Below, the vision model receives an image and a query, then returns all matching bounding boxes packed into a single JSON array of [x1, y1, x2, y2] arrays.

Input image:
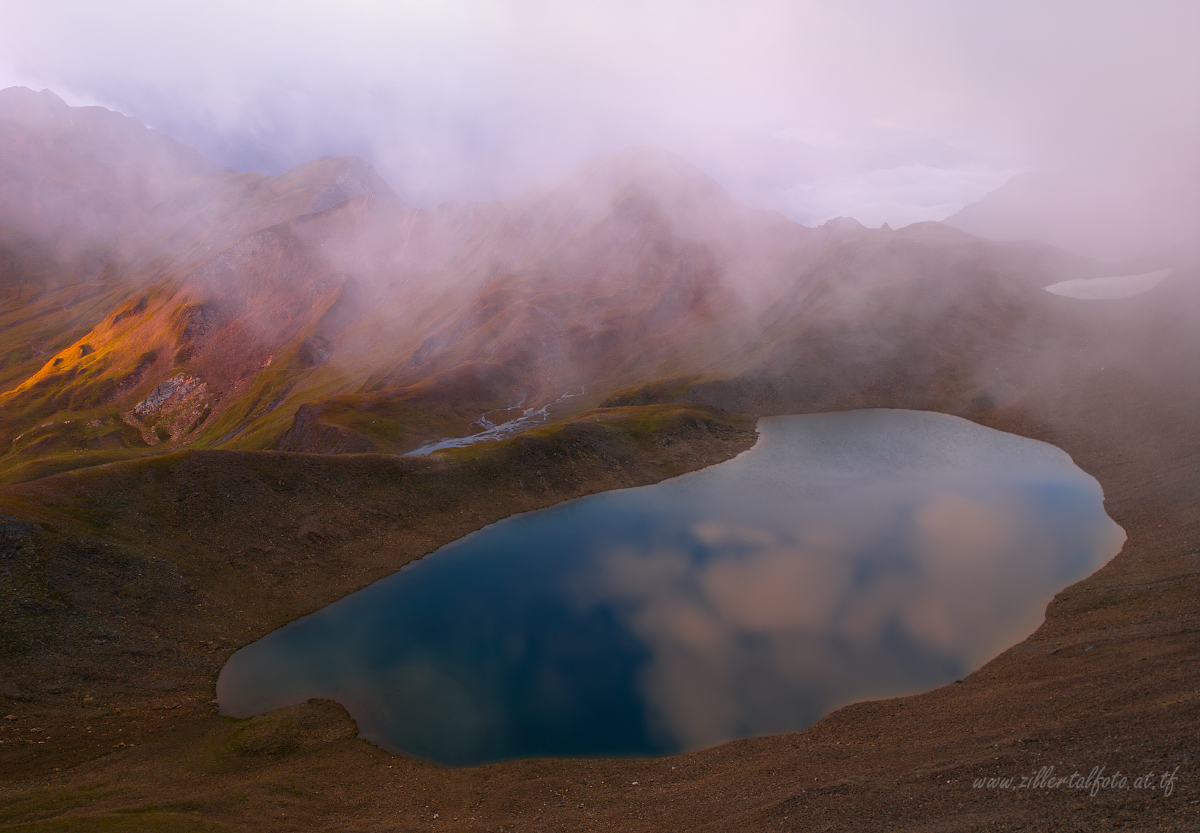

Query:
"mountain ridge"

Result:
[[944, 168, 1200, 263], [0, 89, 1115, 483]]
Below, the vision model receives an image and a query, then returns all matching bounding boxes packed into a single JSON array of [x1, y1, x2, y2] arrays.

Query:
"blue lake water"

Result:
[[217, 410, 1125, 766]]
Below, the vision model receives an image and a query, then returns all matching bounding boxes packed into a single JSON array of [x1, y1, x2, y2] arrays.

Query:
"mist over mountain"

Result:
[[0, 88, 1191, 484], [945, 168, 1200, 262], [0, 87, 227, 258]]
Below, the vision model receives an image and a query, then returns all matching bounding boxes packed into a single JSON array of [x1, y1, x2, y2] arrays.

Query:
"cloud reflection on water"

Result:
[[579, 448, 1123, 751]]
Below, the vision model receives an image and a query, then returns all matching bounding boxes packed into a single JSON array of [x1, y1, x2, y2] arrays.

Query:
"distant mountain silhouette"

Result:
[[944, 169, 1200, 264]]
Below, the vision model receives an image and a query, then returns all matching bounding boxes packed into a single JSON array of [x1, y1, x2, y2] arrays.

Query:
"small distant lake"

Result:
[[218, 410, 1125, 766]]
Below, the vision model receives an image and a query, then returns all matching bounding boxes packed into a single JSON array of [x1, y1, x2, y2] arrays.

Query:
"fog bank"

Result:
[[2, 0, 1196, 242]]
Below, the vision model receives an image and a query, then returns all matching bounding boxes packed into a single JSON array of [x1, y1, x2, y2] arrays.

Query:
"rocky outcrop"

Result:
[[178, 304, 221, 343], [134, 374, 204, 417], [127, 373, 211, 446], [276, 403, 374, 454], [297, 335, 334, 368]]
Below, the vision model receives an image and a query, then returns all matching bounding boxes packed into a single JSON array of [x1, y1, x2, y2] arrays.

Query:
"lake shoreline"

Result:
[[218, 409, 1124, 767]]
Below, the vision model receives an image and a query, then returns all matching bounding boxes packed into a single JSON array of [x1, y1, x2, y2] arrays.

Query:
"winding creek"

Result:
[[404, 388, 587, 456], [218, 409, 1125, 766]]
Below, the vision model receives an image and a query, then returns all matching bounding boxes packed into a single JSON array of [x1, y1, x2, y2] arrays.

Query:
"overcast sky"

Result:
[[1, 1, 1196, 227]]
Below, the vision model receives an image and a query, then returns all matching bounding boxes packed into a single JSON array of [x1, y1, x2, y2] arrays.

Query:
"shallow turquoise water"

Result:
[[218, 410, 1124, 766]]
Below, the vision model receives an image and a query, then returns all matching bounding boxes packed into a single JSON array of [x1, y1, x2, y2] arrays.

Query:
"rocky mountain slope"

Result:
[[4, 88, 1170, 486]]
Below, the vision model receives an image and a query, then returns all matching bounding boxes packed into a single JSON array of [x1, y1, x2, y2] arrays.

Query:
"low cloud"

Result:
[[2, 1, 1196, 228]]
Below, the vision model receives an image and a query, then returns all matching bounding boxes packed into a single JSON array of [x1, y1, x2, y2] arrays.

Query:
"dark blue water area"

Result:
[[218, 410, 1125, 766]]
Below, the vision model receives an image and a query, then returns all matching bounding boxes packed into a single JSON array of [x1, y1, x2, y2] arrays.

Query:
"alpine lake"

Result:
[[218, 410, 1125, 766]]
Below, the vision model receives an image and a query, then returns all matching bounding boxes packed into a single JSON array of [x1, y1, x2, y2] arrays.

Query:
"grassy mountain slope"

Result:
[[1, 101, 1125, 483]]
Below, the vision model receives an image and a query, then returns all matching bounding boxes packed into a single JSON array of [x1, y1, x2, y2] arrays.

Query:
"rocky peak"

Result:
[[0, 87, 71, 130], [299, 156, 402, 214]]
